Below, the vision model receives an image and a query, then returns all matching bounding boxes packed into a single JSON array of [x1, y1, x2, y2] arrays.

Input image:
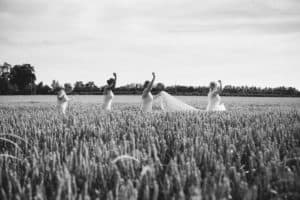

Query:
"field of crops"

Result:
[[0, 100, 300, 200]]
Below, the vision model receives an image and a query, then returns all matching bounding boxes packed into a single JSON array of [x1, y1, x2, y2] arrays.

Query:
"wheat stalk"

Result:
[[0, 137, 22, 152], [0, 133, 28, 144], [0, 154, 21, 161], [111, 155, 140, 164]]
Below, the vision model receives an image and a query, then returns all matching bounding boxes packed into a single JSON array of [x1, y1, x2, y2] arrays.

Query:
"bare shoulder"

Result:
[[210, 90, 219, 97], [142, 90, 149, 98], [103, 86, 108, 94]]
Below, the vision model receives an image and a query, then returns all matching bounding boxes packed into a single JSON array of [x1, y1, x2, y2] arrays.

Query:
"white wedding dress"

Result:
[[206, 91, 226, 111], [102, 90, 114, 111], [154, 91, 198, 112], [57, 90, 69, 114], [142, 91, 226, 112], [142, 92, 154, 112]]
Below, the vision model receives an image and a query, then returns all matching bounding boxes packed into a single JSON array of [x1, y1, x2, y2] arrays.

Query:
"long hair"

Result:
[[143, 80, 150, 89], [156, 83, 165, 92], [107, 78, 115, 85], [209, 81, 217, 90]]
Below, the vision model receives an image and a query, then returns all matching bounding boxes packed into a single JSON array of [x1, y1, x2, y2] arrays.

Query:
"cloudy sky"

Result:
[[0, 0, 300, 88]]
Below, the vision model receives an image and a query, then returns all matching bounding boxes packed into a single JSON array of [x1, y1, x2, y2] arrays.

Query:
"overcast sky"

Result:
[[0, 0, 300, 88]]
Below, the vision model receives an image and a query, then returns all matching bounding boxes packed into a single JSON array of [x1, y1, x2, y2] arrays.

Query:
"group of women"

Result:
[[56, 73, 226, 114]]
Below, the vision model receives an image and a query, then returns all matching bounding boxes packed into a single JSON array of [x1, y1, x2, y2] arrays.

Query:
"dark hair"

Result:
[[156, 83, 165, 91], [143, 80, 150, 89], [209, 81, 217, 89], [107, 78, 115, 85], [56, 87, 64, 94]]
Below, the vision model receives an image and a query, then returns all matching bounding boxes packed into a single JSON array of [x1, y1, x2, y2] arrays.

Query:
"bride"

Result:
[[57, 87, 70, 115], [154, 84, 198, 112], [142, 73, 197, 112], [102, 73, 117, 111], [142, 72, 156, 112], [143, 75, 226, 112], [206, 80, 226, 111]]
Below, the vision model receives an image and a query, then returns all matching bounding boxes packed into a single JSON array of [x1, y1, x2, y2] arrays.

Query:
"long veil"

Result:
[[154, 91, 198, 112]]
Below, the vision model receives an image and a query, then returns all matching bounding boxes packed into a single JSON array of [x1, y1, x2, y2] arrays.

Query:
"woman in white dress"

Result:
[[206, 80, 226, 111], [141, 79, 226, 112], [57, 88, 70, 115], [102, 73, 117, 111], [142, 72, 156, 112], [154, 83, 198, 112]]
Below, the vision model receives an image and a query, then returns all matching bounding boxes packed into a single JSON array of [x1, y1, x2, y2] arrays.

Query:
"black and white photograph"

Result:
[[0, 0, 300, 199]]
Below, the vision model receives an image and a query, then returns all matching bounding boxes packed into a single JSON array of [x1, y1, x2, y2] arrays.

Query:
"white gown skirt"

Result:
[[155, 91, 198, 112], [215, 103, 226, 111], [206, 103, 226, 111], [102, 100, 112, 111], [57, 101, 68, 114]]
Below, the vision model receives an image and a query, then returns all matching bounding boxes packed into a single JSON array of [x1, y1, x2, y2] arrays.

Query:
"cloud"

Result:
[[1, 0, 300, 50], [0, 0, 299, 88]]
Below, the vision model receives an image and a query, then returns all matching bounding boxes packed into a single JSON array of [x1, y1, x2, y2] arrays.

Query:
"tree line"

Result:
[[1, 62, 299, 97]]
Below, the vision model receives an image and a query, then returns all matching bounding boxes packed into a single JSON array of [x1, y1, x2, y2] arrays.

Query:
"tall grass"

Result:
[[0, 102, 299, 200]]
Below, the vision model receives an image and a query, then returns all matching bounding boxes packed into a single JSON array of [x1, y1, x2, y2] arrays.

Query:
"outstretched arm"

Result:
[[143, 72, 156, 97], [211, 80, 223, 96], [107, 73, 117, 90], [111, 72, 117, 90], [218, 80, 222, 93]]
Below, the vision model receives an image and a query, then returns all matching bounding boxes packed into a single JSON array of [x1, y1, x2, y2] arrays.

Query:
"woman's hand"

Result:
[[217, 80, 223, 94], [143, 72, 156, 97], [113, 73, 117, 77]]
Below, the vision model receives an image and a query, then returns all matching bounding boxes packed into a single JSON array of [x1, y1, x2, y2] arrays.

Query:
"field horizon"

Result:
[[0, 98, 300, 200]]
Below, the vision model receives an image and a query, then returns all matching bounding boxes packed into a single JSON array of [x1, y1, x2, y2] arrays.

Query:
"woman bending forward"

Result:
[[102, 73, 117, 111], [206, 80, 226, 111]]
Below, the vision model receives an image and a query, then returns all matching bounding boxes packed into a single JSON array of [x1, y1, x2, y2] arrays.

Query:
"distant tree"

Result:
[[0, 63, 12, 94], [85, 81, 98, 92], [36, 82, 51, 94], [0, 62, 12, 78], [10, 64, 36, 92], [85, 81, 95, 88], [70, 81, 100, 93], [287, 87, 297, 96], [1, 61, 300, 96], [73, 81, 85, 93], [0, 76, 11, 94], [36, 82, 44, 94], [51, 80, 60, 92]]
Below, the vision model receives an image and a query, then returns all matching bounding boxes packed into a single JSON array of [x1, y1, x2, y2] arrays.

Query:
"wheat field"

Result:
[[0, 100, 299, 200]]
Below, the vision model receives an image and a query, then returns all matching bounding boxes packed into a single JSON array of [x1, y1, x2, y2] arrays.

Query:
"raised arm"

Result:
[[111, 72, 117, 89], [107, 73, 117, 91], [211, 80, 223, 96], [218, 80, 222, 93], [143, 72, 156, 97]]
